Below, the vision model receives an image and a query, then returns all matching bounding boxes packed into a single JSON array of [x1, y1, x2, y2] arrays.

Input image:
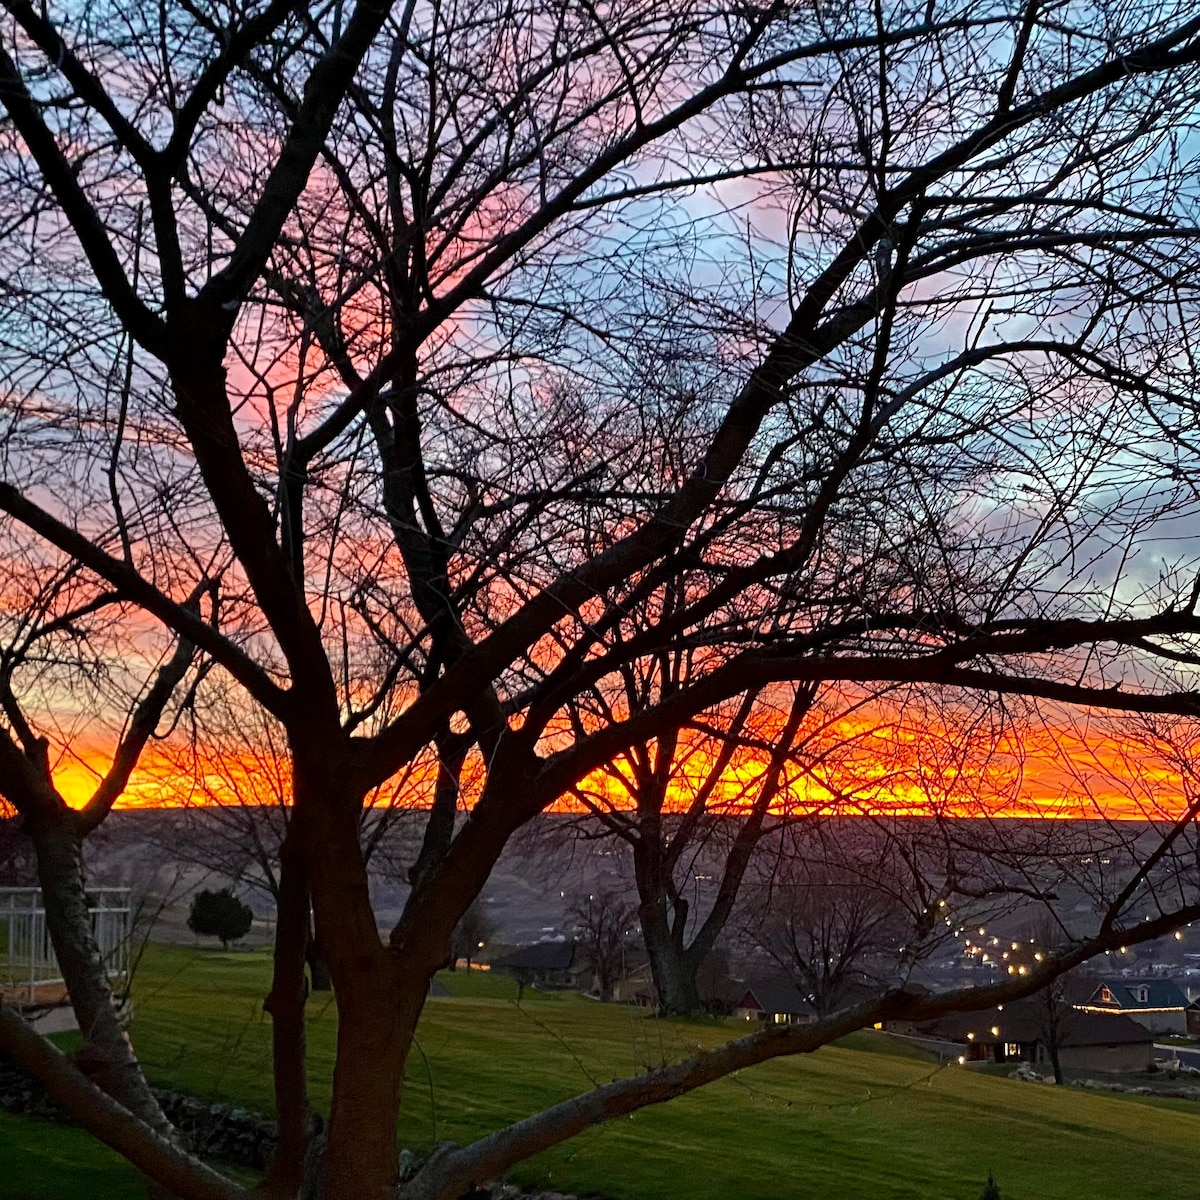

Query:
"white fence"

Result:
[[0, 887, 131, 1005]]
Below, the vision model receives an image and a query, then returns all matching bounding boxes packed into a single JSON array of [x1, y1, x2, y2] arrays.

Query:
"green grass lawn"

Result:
[[5, 943, 1200, 1200]]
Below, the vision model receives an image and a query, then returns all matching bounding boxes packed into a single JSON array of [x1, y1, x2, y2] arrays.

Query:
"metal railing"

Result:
[[0, 887, 131, 1005]]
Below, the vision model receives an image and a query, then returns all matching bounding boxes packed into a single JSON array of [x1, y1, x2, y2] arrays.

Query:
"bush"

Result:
[[979, 1172, 1001, 1200], [187, 888, 254, 949]]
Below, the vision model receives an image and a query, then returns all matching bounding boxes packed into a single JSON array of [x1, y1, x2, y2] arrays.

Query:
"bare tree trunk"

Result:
[[29, 811, 171, 1136], [323, 972, 419, 1200], [639, 896, 701, 1016], [262, 829, 314, 1197], [299, 770, 417, 1200], [634, 835, 702, 1016], [305, 940, 333, 992], [1049, 1038, 1063, 1086], [1045, 1003, 1064, 1085]]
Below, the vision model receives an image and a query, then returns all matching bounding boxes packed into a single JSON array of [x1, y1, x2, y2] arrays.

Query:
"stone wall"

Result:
[[0, 1053, 278, 1168]]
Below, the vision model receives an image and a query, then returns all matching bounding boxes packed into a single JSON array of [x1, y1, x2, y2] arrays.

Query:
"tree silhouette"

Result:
[[187, 889, 254, 951]]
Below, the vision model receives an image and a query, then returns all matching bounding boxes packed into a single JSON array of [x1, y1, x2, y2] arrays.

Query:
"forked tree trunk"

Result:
[[294, 769, 427, 1200], [639, 897, 702, 1016], [29, 811, 171, 1136], [634, 834, 704, 1016]]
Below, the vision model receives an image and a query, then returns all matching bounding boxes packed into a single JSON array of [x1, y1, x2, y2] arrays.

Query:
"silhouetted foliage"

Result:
[[187, 889, 254, 950]]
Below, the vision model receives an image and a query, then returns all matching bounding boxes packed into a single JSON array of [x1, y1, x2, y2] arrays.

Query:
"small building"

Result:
[[491, 940, 577, 987], [1073, 978, 1190, 1035], [735, 978, 816, 1025], [900, 999, 1153, 1073]]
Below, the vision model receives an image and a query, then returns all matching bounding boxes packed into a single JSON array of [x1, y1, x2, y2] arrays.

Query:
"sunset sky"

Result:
[[41, 701, 1194, 824]]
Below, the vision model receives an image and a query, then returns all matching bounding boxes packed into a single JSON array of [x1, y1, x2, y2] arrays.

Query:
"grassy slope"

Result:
[[4, 944, 1200, 1200], [0, 1115, 148, 1200]]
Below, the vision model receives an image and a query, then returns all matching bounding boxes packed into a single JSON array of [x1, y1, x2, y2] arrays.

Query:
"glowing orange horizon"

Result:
[[37, 710, 1198, 825]]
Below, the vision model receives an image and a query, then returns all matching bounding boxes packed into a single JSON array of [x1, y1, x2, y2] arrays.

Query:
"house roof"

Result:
[[1081, 978, 1189, 1011], [736, 978, 816, 1018], [492, 941, 575, 972], [917, 998, 1151, 1048]]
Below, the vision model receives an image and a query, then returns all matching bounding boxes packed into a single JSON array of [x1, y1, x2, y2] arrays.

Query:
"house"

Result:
[[734, 978, 816, 1025], [612, 953, 741, 1013], [898, 998, 1153, 1073], [1186, 995, 1200, 1037], [490, 940, 577, 987], [1072, 977, 1190, 1035]]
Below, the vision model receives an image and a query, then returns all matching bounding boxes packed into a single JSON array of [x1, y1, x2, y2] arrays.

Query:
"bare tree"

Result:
[[154, 680, 426, 991], [1, 6, 1200, 1200], [746, 843, 909, 1015], [565, 677, 818, 1013], [570, 890, 638, 1002], [0, 542, 198, 1135], [449, 898, 495, 973]]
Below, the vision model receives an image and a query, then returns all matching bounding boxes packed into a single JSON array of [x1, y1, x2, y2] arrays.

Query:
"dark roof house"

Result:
[[735, 978, 816, 1024], [491, 940, 577, 986], [901, 997, 1153, 1073], [1074, 977, 1190, 1034]]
